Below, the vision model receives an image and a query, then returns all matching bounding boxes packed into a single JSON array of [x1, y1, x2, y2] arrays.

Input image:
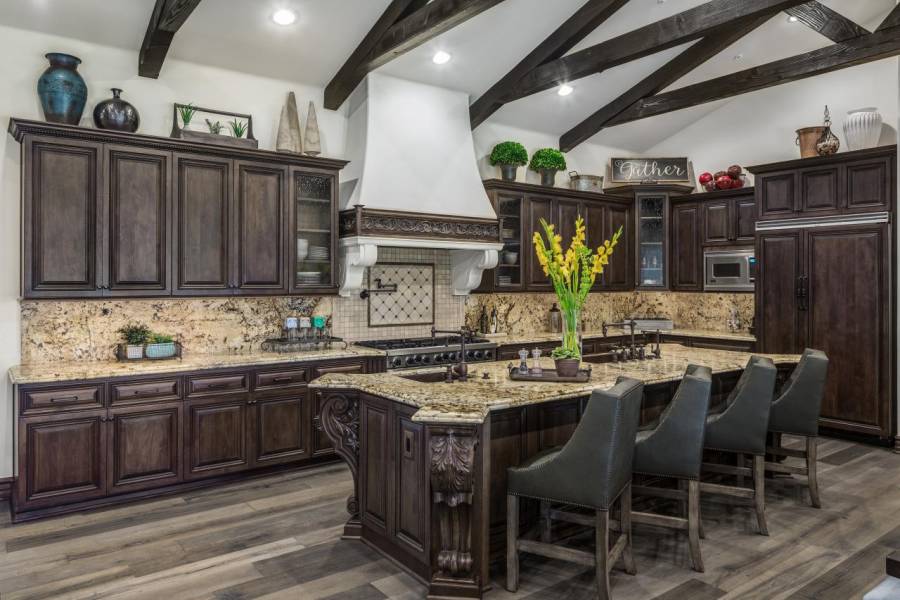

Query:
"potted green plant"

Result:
[[529, 148, 567, 187], [177, 103, 197, 130], [229, 118, 248, 139], [532, 216, 623, 377], [146, 333, 177, 359], [118, 324, 151, 360], [489, 141, 528, 181], [205, 118, 223, 135]]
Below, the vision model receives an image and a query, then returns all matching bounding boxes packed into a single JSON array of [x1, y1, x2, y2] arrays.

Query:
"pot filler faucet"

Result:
[[602, 319, 661, 361]]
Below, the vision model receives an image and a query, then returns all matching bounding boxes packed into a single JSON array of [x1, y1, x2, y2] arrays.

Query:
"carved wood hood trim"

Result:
[[340, 206, 500, 243]]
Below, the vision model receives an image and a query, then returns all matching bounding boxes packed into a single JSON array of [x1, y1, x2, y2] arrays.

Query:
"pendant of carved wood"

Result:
[[320, 391, 361, 523], [430, 428, 478, 579]]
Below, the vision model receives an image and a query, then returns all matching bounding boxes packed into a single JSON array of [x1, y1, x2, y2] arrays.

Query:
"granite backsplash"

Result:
[[464, 292, 754, 337]]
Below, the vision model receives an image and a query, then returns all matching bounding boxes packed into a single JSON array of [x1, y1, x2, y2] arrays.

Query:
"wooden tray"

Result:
[[507, 365, 592, 383]]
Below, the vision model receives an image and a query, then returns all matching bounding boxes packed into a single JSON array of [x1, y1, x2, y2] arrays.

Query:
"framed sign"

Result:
[[609, 157, 691, 184]]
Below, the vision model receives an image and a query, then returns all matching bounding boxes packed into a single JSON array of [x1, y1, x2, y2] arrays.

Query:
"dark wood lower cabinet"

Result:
[[12, 357, 379, 522]]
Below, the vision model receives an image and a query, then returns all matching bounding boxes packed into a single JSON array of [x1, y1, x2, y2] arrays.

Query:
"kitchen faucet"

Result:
[[431, 326, 472, 381]]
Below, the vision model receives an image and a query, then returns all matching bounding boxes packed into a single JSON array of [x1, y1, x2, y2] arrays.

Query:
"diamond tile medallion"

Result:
[[368, 264, 435, 327]]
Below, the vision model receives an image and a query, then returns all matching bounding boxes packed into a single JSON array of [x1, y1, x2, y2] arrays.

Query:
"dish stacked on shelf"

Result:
[[296, 271, 323, 285], [308, 245, 329, 262]]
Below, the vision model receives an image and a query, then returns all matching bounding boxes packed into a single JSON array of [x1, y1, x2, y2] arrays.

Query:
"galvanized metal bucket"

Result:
[[568, 171, 604, 192]]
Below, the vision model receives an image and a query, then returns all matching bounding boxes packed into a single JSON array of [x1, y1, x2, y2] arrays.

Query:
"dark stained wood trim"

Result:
[[482, 178, 632, 205], [559, 14, 771, 151], [501, 0, 807, 102], [324, 0, 427, 111], [468, 0, 629, 129], [877, 5, 900, 31], [786, 2, 869, 42], [0, 477, 12, 501], [339, 206, 500, 242], [606, 26, 900, 128], [747, 144, 897, 174], [325, 0, 506, 110], [139, 0, 202, 79], [8, 119, 348, 170]]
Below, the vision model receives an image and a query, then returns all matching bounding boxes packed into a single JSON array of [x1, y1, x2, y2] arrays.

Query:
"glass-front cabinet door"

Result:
[[636, 194, 667, 289], [292, 170, 336, 292], [496, 192, 523, 289]]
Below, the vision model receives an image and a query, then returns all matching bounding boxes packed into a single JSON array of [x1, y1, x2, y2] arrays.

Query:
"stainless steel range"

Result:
[[356, 334, 497, 371]]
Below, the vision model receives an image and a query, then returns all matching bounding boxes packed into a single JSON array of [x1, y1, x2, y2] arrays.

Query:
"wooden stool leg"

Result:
[[506, 494, 519, 592], [687, 479, 704, 573], [678, 479, 688, 519], [736, 453, 746, 487], [752, 455, 769, 536], [620, 483, 637, 575], [595, 510, 611, 600], [807, 436, 821, 509], [540, 500, 552, 542]]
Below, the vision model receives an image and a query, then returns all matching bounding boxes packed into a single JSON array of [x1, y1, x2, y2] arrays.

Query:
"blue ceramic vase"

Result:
[[37, 53, 87, 125]]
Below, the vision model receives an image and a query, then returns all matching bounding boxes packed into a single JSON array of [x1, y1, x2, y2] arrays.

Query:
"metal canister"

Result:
[[568, 171, 604, 192]]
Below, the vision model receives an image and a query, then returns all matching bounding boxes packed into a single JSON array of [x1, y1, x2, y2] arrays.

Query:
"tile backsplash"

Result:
[[20, 247, 467, 363]]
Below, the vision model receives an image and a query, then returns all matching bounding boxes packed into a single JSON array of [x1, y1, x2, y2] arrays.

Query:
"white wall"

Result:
[[647, 59, 899, 182], [0, 24, 350, 478]]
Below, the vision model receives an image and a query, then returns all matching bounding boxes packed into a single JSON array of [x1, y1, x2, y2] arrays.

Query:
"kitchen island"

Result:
[[311, 344, 798, 599]]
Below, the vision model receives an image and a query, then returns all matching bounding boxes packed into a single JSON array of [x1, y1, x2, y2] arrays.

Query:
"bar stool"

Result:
[[766, 349, 829, 508], [506, 377, 644, 600], [632, 364, 712, 572], [701, 356, 777, 535]]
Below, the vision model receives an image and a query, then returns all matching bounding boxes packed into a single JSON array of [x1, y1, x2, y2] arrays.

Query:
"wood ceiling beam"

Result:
[[324, 0, 427, 110], [559, 13, 772, 152], [139, 0, 202, 78], [501, 0, 809, 103], [604, 25, 900, 128], [324, 0, 506, 110], [468, 0, 630, 129], [785, 2, 868, 43], [877, 5, 900, 31]]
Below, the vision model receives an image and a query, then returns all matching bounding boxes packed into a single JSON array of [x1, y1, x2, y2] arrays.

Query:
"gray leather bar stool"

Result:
[[701, 356, 777, 535], [766, 349, 829, 508], [506, 377, 643, 600], [632, 364, 712, 573]]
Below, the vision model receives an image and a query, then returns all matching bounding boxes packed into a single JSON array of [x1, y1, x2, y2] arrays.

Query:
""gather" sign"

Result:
[[609, 157, 691, 184]]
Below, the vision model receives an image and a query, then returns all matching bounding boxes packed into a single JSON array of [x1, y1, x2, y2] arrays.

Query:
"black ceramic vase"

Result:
[[37, 53, 87, 125], [93, 88, 140, 132]]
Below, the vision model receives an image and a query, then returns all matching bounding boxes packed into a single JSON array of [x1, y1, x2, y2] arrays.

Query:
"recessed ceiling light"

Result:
[[558, 84, 574, 97], [432, 51, 452, 65], [733, 53, 744, 61], [272, 9, 296, 26], [787, 15, 799, 23]]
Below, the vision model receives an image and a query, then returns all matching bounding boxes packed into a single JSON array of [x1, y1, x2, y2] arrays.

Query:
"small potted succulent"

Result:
[[146, 333, 177, 359], [206, 118, 224, 135], [489, 141, 528, 181], [177, 103, 198, 130], [118, 324, 151, 359], [229, 118, 248, 139], [529, 148, 567, 187]]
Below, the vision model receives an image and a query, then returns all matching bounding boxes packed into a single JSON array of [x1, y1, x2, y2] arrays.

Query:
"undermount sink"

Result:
[[398, 372, 449, 384]]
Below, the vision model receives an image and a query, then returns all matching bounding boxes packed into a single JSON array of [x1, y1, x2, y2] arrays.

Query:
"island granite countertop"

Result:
[[485, 327, 755, 347], [310, 344, 797, 424], [8, 345, 385, 385]]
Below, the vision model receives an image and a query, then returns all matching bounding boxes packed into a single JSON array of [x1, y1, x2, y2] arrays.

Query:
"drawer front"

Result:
[[254, 368, 308, 390], [314, 362, 365, 378], [23, 385, 104, 414], [110, 378, 181, 405], [187, 373, 249, 396]]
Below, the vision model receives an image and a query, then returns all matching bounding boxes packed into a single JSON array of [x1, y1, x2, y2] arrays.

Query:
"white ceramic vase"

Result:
[[843, 108, 883, 151]]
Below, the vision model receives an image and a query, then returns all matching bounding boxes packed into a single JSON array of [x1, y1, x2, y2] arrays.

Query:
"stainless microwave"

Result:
[[704, 249, 755, 291]]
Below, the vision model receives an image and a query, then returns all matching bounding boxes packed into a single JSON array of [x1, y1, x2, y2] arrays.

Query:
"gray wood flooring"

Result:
[[1, 435, 897, 599]]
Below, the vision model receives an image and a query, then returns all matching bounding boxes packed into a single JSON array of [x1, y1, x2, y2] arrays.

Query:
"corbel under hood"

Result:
[[337, 73, 501, 297]]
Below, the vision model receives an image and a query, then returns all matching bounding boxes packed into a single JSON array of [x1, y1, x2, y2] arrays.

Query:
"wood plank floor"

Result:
[[1, 436, 898, 599]]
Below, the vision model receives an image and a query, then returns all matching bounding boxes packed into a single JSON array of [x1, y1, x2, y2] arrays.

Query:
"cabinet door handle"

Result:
[[272, 376, 293, 383], [50, 395, 80, 403], [403, 430, 414, 459]]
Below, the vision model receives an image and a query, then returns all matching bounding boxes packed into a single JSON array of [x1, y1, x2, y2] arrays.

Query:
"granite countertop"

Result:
[[310, 344, 798, 425], [8, 345, 385, 385], [485, 327, 755, 347]]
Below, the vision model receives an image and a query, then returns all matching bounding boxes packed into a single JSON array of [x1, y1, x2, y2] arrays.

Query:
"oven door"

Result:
[[704, 251, 754, 291]]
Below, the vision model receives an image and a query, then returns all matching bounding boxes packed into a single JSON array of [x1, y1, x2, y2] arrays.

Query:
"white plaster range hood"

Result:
[[338, 73, 501, 297]]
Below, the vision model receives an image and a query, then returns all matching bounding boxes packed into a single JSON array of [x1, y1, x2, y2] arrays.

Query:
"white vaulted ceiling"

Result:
[[1, 0, 897, 151]]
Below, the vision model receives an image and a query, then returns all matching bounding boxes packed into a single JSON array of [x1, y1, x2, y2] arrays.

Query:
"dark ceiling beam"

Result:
[[501, 0, 809, 103], [605, 24, 900, 128], [324, 0, 427, 110], [785, 2, 868, 43], [139, 0, 202, 78], [559, 13, 772, 152], [877, 5, 900, 31], [325, 0, 507, 110], [468, 0, 630, 129]]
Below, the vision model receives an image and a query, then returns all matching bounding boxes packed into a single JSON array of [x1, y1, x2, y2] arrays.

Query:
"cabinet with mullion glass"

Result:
[[495, 191, 524, 289], [635, 194, 668, 289], [291, 169, 338, 293]]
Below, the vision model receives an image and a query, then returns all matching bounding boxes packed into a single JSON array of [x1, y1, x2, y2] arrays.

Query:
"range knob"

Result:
[[484, 350, 494, 360], [448, 352, 457, 361], [391, 357, 404, 368], [405, 356, 416, 366], [412, 354, 423, 364], [473, 350, 484, 360], [422, 355, 433, 364]]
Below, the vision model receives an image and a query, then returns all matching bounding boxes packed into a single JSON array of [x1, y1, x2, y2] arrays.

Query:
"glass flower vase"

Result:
[[555, 306, 582, 377]]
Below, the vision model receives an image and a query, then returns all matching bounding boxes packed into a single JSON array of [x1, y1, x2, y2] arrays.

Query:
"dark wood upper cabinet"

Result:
[[734, 197, 756, 243], [525, 195, 554, 290], [692, 188, 756, 247], [702, 200, 730, 245], [601, 203, 634, 291], [234, 161, 289, 294], [670, 202, 702, 291], [750, 145, 896, 221], [23, 136, 104, 297], [11, 119, 346, 299], [105, 145, 172, 295], [173, 153, 233, 295]]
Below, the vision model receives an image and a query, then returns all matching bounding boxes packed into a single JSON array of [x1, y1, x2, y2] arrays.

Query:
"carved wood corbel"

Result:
[[319, 390, 362, 537]]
